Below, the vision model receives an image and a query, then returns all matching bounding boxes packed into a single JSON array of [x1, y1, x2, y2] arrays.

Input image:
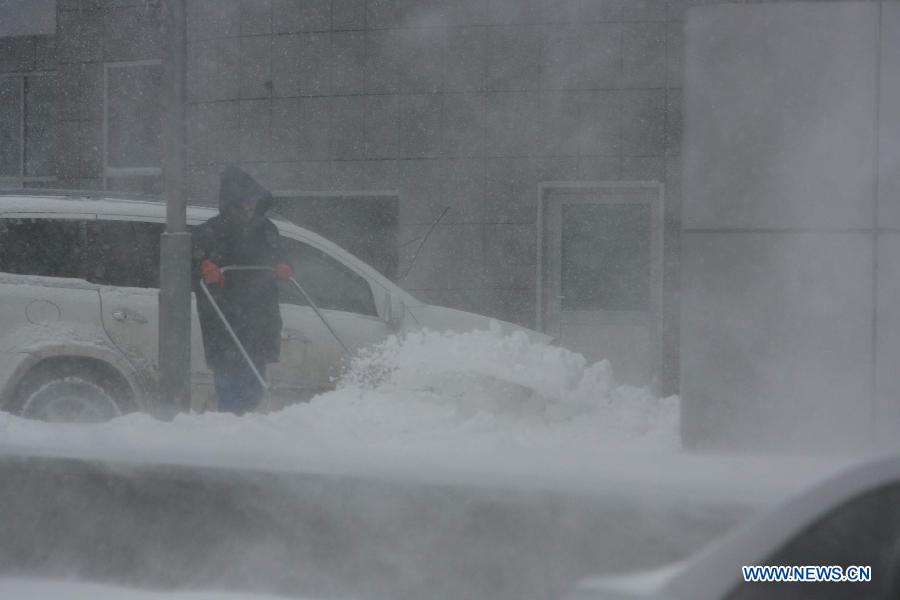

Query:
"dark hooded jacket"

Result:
[[193, 167, 283, 371]]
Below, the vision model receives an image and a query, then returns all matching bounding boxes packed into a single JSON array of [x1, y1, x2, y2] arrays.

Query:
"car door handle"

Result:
[[112, 310, 148, 324]]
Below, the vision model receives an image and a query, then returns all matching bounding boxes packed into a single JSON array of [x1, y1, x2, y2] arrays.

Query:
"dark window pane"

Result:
[[106, 64, 162, 169], [84, 221, 163, 288], [24, 180, 60, 189], [279, 238, 377, 316], [561, 203, 651, 311], [0, 77, 21, 177], [24, 74, 58, 178], [107, 174, 163, 195], [725, 483, 900, 600], [0, 218, 87, 278]]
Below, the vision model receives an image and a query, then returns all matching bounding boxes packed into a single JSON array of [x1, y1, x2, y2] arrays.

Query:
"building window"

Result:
[[0, 72, 58, 189], [561, 202, 652, 311], [104, 61, 163, 194]]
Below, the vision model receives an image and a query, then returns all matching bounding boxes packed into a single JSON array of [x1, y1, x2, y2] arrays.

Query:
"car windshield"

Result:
[[0, 2, 896, 599]]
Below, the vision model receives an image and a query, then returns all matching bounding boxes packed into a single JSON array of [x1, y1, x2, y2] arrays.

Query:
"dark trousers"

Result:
[[213, 365, 265, 415]]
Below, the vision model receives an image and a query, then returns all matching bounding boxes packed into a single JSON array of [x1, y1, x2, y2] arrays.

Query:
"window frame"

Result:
[[537, 180, 665, 329], [102, 60, 163, 190], [0, 70, 58, 190]]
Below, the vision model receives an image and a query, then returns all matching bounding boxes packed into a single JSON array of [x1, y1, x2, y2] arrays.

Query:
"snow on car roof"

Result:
[[0, 192, 213, 221], [0, 272, 99, 291]]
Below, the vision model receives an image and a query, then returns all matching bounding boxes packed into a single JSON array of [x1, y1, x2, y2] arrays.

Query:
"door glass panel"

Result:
[[0, 218, 87, 278], [561, 203, 651, 311], [278, 238, 377, 317], [84, 220, 163, 288]]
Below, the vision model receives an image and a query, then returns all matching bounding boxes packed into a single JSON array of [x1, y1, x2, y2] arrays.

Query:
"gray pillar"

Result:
[[159, 0, 192, 414]]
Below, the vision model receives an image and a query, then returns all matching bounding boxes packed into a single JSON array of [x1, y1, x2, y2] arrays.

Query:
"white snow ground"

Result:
[[0, 579, 297, 599], [0, 326, 846, 506]]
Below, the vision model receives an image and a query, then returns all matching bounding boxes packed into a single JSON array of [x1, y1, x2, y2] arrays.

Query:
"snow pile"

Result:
[[0, 325, 692, 495], [333, 323, 678, 446]]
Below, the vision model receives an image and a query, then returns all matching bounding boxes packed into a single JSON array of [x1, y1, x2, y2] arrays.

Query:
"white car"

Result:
[[568, 453, 900, 600], [0, 191, 548, 422]]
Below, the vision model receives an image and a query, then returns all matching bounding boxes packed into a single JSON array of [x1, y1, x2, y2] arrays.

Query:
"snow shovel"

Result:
[[199, 265, 352, 399]]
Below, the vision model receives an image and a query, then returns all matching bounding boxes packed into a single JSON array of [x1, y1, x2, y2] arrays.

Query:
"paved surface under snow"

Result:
[[0, 328, 849, 505]]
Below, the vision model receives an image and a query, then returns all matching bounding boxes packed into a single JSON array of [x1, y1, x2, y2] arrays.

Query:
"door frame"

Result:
[[536, 181, 665, 382]]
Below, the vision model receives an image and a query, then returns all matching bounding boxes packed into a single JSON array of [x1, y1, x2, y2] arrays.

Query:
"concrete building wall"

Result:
[[681, 1, 899, 449], [875, 1, 900, 443], [0, 0, 56, 38]]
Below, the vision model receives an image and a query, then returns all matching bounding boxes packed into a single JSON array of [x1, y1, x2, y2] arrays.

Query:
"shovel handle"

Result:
[[285, 276, 351, 356]]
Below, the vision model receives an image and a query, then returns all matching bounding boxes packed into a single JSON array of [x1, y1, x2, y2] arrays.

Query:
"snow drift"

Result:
[[333, 323, 678, 444]]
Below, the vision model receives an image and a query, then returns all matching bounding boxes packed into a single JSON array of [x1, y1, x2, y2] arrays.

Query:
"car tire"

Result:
[[13, 363, 128, 423]]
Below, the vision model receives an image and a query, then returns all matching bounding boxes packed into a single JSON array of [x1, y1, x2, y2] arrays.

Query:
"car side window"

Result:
[[725, 482, 900, 600], [0, 217, 88, 279], [83, 220, 163, 288], [278, 237, 377, 317]]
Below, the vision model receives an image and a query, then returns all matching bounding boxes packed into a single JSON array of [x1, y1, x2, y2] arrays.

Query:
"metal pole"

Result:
[[159, 0, 192, 415]]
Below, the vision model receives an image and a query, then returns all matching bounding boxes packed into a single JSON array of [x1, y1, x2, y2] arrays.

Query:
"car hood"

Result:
[[404, 303, 553, 345], [566, 563, 684, 600], [0, 579, 303, 599]]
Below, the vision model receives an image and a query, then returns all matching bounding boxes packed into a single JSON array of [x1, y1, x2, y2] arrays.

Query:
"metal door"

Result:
[[538, 182, 663, 389]]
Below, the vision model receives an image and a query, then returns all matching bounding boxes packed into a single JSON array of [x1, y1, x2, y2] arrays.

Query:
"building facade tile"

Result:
[[622, 22, 667, 88], [486, 25, 541, 91], [399, 93, 442, 158], [445, 26, 486, 92], [331, 31, 366, 94], [442, 92, 485, 157]]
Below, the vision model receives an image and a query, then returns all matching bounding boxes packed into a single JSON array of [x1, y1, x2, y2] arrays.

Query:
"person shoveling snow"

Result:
[[193, 166, 294, 415]]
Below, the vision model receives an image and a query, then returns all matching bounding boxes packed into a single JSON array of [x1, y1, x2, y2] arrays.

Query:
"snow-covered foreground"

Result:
[[0, 328, 864, 600], [0, 326, 842, 505], [0, 579, 296, 600]]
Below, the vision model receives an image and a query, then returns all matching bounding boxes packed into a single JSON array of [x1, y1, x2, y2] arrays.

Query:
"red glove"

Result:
[[274, 263, 293, 281], [200, 259, 224, 285]]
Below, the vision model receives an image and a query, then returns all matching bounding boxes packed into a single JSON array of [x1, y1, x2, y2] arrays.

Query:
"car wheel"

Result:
[[18, 375, 122, 423]]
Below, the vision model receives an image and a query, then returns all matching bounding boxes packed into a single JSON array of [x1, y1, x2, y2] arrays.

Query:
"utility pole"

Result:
[[159, 0, 192, 415]]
